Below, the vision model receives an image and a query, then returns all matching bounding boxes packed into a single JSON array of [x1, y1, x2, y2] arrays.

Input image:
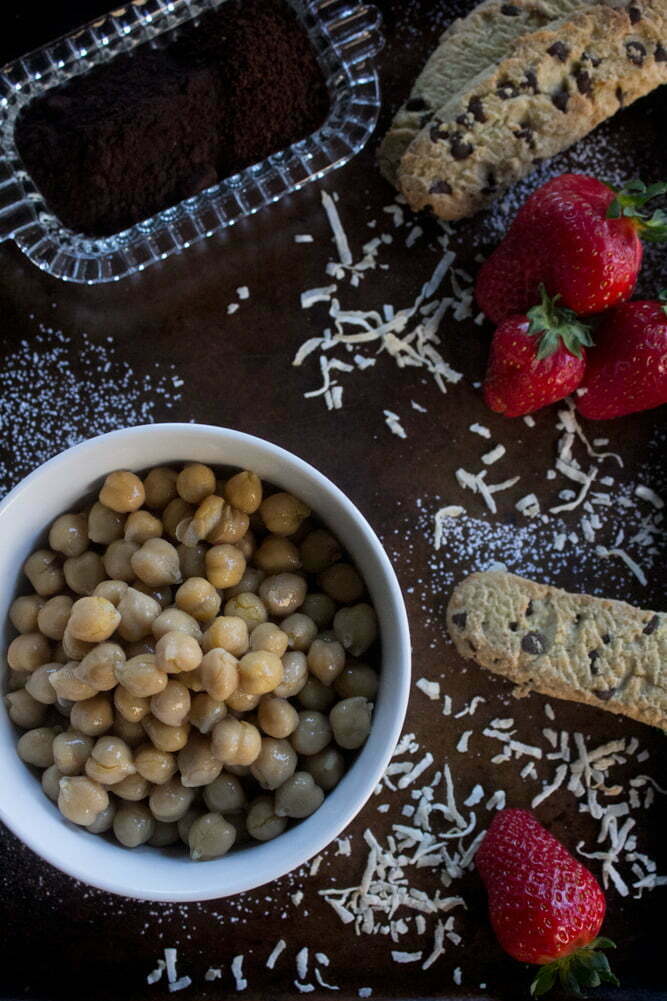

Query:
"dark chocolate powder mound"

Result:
[[15, 0, 330, 236]]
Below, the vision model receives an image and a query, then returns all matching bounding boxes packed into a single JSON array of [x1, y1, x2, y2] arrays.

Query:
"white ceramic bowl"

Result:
[[0, 424, 410, 901]]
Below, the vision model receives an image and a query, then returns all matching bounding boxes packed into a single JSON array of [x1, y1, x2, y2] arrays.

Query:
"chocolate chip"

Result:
[[468, 96, 487, 123], [593, 688, 616, 701], [509, 621, 519, 632], [429, 179, 453, 195], [626, 40, 646, 65], [501, 3, 520, 13], [523, 69, 539, 93], [602, 633, 611, 645], [521, 631, 547, 655], [481, 170, 497, 194], [526, 601, 534, 617], [574, 613, 582, 625], [628, 2, 641, 23], [575, 69, 592, 95], [497, 81, 519, 100], [616, 85, 625, 106], [420, 112, 434, 127], [551, 88, 569, 112], [430, 124, 449, 142], [456, 112, 473, 127], [514, 125, 535, 145], [589, 649, 600, 675], [547, 41, 570, 62], [406, 97, 428, 111], [656, 43, 667, 62], [581, 51, 601, 67], [450, 135, 474, 160], [451, 611, 467, 628], [643, 614, 660, 635], [532, 157, 543, 166]]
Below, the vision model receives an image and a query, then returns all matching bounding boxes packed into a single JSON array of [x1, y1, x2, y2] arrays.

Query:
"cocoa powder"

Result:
[[15, 0, 330, 236]]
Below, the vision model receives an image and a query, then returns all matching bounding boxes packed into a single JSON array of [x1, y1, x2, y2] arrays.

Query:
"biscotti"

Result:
[[447, 570, 666, 730], [378, 0, 597, 186], [398, 0, 667, 220]]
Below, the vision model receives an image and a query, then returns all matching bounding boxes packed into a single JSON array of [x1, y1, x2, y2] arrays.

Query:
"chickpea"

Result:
[[189, 693, 227, 734], [67, 596, 121, 643], [298, 676, 336, 712], [155, 631, 202, 674], [335, 664, 379, 700], [61, 626, 94, 662], [174, 516, 196, 546], [250, 626, 288, 660], [224, 470, 262, 514], [275, 772, 324, 818], [205, 544, 246, 589], [117, 587, 161, 642], [64, 551, 106, 596], [246, 796, 287, 842], [114, 803, 155, 847], [259, 492, 310, 536], [209, 503, 249, 546], [143, 467, 178, 510], [37, 595, 73, 641], [114, 772, 151, 802], [257, 697, 299, 739], [202, 616, 249, 657], [42, 763, 64, 802], [58, 776, 109, 826], [177, 807, 201, 845], [300, 593, 336, 629], [8, 632, 51, 672], [85, 736, 135, 784], [274, 651, 308, 698], [87, 800, 116, 834], [250, 737, 297, 790], [112, 715, 146, 747], [333, 604, 378, 657], [52, 644, 68, 665], [53, 730, 94, 775], [94, 579, 128, 607], [174, 578, 219, 623], [9, 594, 45, 633], [23, 550, 64, 597], [225, 566, 264, 599], [203, 773, 246, 813], [188, 813, 236, 861], [123, 509, 162, 545], [5, 689, 48, 729], [163, 498, 194, 538], [73, 643, 121, 692], [177, 543, 207, 579], [114, 686, 149, 723], [254, 536, 300, 574], [150, 680, 191, 726], [133, 582, 173, 608], [319, 563, 364, 604], [70, 694, 114, 737], [304, 746, 345, 791], [103, 540, 139, 582], [300, 529, 342, 573], [88, 502, 126, 545], [115, 654, 167, 698], [282, 613, 317, 652], [225, 688, 260, 713], [142, 715, 190, 753], [134, 744, 177, 785], [180, 666, 205, 692], [223, 593, 268, 629], [211, 717, 261, 766], [149, 821, 180, 847], [25, 663, 59, 704], [329, 697, 372, 749], [259, 574, 306, 618], [50, 664, 97, 702], [131, 538, 181, 588], [7, 668, 29, 691], [175, 463, 215, 504], [236, 530, 256, 561], [291, 710, 332, 756], [149, 777, 195, 822], [200, 649, 238, 701], [99, 470, 145, 513], [152, 607, 202, 642], [125, 639, 157, 658], [178, 733, 222, 787], [307, 635, 346, 686], [17, 726, 59, 767], [48, 512, 89, 558], [238, 651, 283, 695]]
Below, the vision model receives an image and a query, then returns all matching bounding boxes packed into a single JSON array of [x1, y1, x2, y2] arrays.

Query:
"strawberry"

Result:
[[476, 175, 667, 324], [483, 286, 592, 417], [476, 809, 617, 997], [578, 294, 667, 419]]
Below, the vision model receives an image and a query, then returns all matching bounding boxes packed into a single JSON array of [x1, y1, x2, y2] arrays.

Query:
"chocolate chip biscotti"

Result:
[[378, 0, 597, 186], [447, 570, 666, 729], [398, 0, 667, 220]]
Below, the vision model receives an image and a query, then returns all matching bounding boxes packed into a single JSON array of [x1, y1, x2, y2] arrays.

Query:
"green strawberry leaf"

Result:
[[607, 178, 667, 242], [527, 938, 619, 998], [531, 964, 558, 997], [526, 285, 593, 361]]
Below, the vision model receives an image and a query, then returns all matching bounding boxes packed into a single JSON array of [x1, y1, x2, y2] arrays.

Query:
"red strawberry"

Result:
[[476, 174, 667, 324], [476, 809, 617, 997], [483, 286, 592, 417], [578, 295, 667, 419]]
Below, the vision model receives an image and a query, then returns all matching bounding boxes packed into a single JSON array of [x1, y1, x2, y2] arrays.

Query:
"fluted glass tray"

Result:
[[0, 0, 382, 284]]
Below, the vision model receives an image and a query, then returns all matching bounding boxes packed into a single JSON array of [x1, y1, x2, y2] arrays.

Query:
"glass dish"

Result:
[[0, 0, 383, 284]]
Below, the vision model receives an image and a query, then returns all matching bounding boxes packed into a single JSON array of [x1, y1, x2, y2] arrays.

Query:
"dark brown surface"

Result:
[[0, 2, 665, 1000]]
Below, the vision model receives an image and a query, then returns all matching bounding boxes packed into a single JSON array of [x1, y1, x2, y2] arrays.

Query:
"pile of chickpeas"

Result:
[[4, 463, 379, 861]]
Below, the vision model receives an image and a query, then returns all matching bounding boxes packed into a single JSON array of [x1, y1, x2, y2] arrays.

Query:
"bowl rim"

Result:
[[0, 423, 411, 900]]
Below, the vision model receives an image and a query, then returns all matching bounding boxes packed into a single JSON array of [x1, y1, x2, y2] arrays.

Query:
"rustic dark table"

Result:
[[0, 3, 665, 1000]]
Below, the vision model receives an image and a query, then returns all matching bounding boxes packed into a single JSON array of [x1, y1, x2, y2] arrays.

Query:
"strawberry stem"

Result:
[[606, 179, 667, 242], [530, 938, 619, 998], [526, 285, 593, 361]]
